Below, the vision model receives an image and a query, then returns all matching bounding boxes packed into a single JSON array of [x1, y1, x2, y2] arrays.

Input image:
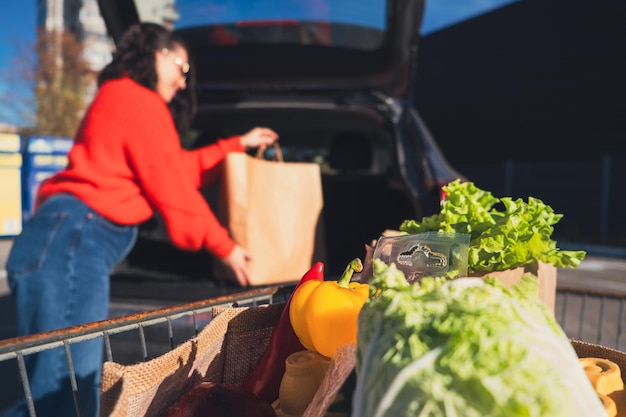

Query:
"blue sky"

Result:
[[0, 0, 517, 126], [0, 2, 36, 72], [422, 0, 517, 34]]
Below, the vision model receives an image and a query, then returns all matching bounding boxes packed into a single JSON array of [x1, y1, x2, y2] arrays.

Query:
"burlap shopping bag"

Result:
[[99, 304, 283, 417], [215, 144, 326, 285], [571, 339, 626, 415]]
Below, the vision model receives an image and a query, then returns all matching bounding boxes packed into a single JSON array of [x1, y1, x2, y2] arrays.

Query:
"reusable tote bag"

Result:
[[215, 144, 326, 285]]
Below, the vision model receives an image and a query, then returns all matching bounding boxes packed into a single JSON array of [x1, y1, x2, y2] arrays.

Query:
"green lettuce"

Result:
[[399, 180, 586, 274], [352, 260, 604, 417]]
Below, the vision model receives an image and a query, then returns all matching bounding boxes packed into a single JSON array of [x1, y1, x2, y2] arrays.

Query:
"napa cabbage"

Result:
[[352, 259, 604, 417]]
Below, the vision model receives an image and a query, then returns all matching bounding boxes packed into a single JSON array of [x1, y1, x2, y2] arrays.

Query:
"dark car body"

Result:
[[97, 0, 463, 285]]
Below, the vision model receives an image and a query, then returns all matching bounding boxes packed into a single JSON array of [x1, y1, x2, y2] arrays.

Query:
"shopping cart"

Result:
[[1, 283, 626, 417], [0, 285, 292, 417]]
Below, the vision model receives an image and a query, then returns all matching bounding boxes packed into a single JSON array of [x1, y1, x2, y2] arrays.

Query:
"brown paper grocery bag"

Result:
[[470, 261, 557, 312], [215, 145, 326, 285]]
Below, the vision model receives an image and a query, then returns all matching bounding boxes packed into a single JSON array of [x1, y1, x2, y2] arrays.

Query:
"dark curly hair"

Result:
[[98, 22, 197, 137]]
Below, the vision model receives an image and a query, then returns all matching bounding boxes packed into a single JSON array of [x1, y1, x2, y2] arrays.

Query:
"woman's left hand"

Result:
[[240, 127, 279, 150]]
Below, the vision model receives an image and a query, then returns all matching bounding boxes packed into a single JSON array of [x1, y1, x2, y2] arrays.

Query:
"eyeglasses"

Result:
[[160, 48, 190, 76]]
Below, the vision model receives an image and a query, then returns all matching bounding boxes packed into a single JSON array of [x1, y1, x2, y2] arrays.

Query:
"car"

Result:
[[97, 0, 463, 289]]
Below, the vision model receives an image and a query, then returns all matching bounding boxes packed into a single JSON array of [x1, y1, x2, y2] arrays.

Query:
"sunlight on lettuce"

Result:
[[400, 180, 586, 274]]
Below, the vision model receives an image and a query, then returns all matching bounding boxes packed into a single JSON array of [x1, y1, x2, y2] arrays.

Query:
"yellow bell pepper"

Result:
[[289, 258, 369, 358]]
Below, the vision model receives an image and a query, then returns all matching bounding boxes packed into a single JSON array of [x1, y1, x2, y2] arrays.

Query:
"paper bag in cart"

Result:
[[216, 146, 326, 285]]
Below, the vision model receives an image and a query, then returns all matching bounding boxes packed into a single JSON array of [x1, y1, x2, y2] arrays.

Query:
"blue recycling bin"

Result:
[[0, 133, 23, 237], [23, 135, 73, 221]]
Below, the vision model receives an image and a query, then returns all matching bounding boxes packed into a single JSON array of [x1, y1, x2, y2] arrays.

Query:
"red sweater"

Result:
[[38, 77, 244, 259]]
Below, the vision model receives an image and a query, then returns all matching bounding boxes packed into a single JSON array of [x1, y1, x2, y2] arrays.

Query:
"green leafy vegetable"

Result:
[[400, 180, 585, 273], [352, 259, 604, 417]]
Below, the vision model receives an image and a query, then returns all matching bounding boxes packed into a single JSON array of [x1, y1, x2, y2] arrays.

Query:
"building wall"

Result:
[[38, 0, 181, 102], [79, 0, 114, 72]]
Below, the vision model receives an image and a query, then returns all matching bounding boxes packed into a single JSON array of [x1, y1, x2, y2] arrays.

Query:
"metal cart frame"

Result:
[[0, 286, 284, 417]]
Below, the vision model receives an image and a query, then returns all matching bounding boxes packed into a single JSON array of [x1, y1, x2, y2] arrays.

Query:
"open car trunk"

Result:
[[101, 0, 463, 291]]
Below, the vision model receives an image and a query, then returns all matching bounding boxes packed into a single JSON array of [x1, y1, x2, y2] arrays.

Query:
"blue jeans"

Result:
[[4, 194, 137, 417]]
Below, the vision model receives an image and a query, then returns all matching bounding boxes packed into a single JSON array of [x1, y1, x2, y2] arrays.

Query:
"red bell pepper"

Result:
[[241, 262, 325, 403]]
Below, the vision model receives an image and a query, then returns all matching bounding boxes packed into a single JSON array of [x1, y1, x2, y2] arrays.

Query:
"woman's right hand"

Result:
[[240, 127, 279, 150], [220, 245, 253, 287]]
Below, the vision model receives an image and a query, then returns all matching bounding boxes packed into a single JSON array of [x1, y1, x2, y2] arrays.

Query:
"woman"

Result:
[[4, 22, 278, 417]]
